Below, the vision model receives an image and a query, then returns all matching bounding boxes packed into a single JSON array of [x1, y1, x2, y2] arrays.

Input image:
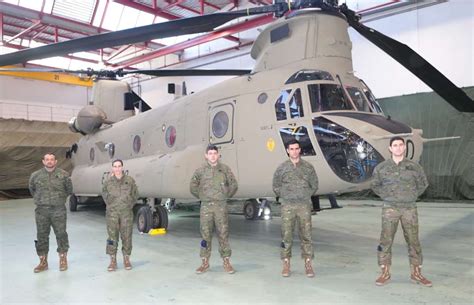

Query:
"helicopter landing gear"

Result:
[[136, 198, 169, 233], [243, 199, 271, 220], [69, 194, 78, 212]]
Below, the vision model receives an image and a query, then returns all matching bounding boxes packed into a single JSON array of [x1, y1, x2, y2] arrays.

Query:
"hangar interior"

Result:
[[0, 0, 473, 304]]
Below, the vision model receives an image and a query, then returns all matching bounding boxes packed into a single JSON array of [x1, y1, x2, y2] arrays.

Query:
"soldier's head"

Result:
[[42, 153, 57, 171], [286, 139, 301, 161], [205, 144, 219, 166], [111, 159, 124, 177], [389, 136, 406, 158]]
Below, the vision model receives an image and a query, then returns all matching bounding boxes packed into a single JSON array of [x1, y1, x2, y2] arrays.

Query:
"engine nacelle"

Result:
[[68, 106, 108, 134]]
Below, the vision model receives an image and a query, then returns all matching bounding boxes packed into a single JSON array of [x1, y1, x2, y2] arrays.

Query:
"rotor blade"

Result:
[[340, 5, 474, 112], [120, 69, 252, 77], [0, 4, 283, 67]]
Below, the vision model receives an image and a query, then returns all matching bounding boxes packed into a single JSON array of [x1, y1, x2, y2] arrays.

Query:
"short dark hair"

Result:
[[286, 139, 300, 149], [112, 159, 123, 166], [206, 144, 218, 153], [43, 152, 56, 160], [389, 136, 405, 146]]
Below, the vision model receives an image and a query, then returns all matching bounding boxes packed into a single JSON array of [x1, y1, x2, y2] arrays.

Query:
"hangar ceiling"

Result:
[[0, 0, 444, 69]]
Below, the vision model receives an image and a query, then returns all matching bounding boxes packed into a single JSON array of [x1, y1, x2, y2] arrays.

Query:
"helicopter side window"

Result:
[[289, 89, 304, 118], [165, 126, 177, 147], [363, 89, 384, 114], [274, 89, 292, 121], [346, 87, 371, 112], [308, 84, 353, 112], [212, 111, 229, 138], [279, 126, 315, 156], [312, 117, 383, 183]]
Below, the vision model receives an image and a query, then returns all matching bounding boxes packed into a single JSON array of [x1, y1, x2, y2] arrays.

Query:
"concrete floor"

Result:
[[0, 199, 473, 305]]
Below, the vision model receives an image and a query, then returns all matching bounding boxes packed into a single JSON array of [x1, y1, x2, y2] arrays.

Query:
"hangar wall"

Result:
[[0, 75, 90, 122]]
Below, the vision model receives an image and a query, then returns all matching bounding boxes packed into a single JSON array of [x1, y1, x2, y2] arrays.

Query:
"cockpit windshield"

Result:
[[346, 87, 371, 112], [308, 84, 354, 112]]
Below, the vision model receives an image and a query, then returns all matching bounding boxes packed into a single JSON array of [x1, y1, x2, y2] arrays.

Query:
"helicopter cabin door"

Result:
[[208, 100, 238, 176]]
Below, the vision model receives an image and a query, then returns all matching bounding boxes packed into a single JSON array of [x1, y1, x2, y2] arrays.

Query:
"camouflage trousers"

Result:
[[199, 201, 231, 259], [35, 205, 69, 256], [106, 210, 133, 256], [281, 202, 314, 259], [378, 206, 423, 266]]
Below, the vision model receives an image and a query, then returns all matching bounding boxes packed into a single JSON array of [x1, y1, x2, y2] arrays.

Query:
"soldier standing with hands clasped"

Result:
[[102, 159, 138, 272], [190, 145, 238, 274], [29, 153, 73, 273], [371, 136, 432, 287], [273, 139, 318, 278]]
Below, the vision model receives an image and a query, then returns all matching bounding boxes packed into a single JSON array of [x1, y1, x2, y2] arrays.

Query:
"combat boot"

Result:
[[281, 258, 291, 277], [223, 257, 235, 274], [304, 258, 315, 278], [59, 252, 68, 271], [107, 255, 117, 272], [375, 264, 391, 286], [34, 255, 48, 273], [195, 258, 210, 274], [124, 255, 132, 270], [410, 265, 432, 287]]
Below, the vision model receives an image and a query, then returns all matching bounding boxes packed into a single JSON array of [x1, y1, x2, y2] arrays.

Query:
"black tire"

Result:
[[69, 195, 78, 212], [136, 205, 153, 233], [152, 205, 169, 229], [244, 199, 259, 220]]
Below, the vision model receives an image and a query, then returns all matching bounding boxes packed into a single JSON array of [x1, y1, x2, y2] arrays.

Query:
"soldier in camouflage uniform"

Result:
[[273, 139, 318, 278], [102, 159, 139, 272], [29, 153, 73, 273], [371, 136, 432, 287], [190, 145, 238, 274]]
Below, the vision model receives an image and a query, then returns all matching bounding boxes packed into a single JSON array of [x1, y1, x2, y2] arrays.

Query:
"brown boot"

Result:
[[282, 258, 290, 277], [304, 258, 315, 278], [107, 255, 117, 272], [375, 264, 391, 286], [411, 265, 432, 287], [124, 255, 132, 270], [34, 255, 48, 273], [223, 257, 235, 274], [195, 258, 210, 274], [59, 252, 68, 271]]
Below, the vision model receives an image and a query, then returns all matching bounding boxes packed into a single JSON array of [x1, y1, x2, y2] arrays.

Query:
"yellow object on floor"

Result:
[[148, 228, 166, 235]]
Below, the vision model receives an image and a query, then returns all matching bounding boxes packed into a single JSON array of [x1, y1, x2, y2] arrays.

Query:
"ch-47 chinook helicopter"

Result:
[[1, 0, 473, 232]]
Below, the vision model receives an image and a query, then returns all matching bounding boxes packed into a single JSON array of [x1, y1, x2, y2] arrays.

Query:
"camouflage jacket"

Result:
[[190, 162, 238, 202], [102, 175, 139, 212], [371, 158, 428, 206], [273, 159, 318, 204], [29, 167, 73, 207]]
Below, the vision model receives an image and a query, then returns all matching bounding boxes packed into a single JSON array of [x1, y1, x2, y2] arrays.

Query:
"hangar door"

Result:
[[209, 101, 235, 145]]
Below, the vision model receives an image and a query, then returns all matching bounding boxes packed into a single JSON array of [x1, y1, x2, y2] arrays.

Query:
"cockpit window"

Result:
[[308, 84, 353, 112], [279, 126, 315, 156], [285, 70, 334, 84], [363, 89, 384, 114], [346, 87, 371, 112], [274, 89, 292, 121], [289, 89, 304, 118]]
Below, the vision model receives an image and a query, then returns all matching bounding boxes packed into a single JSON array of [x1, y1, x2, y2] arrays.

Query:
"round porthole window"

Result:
[[258, 92, 268, 104], [89, 147, 95, 162], [165, 126, 177, 147], [133, 135, 141, 153], [212, 111, 229, 139]]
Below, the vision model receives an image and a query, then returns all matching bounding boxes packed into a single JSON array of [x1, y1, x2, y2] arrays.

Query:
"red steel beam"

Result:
[[5, 20, 42, 44], [115, 0, 240, 43], [0, 13, 4, 42], [114, 14, 274, 67]]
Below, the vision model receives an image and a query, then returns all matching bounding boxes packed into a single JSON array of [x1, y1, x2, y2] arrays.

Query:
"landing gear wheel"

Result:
[[137, 205, 153, 233], [244, 199, 259, 220], [152, 205, 169, 229], [69, 195, 78, 212]]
